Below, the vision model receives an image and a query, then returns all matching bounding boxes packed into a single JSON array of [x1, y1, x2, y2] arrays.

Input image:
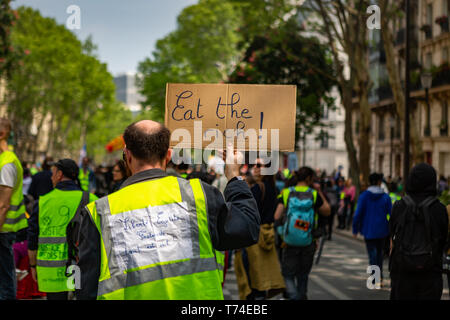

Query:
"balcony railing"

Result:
[[432, 63, 450, 87], [435, 15, 449, 35], [420, 25, 433, 40]]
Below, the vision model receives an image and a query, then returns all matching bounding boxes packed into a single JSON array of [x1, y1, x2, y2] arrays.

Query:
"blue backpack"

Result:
[[278, 187, 316, 247]]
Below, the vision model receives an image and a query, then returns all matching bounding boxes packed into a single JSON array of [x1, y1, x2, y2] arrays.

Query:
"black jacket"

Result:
[[72, 169, 260, 299], [27, 170, 53, 200], [389, 163, 449, 275]]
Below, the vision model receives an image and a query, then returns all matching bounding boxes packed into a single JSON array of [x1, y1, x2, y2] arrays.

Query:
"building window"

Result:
[[443, 47, 449, 64], [378, 114, 385, 141], [441, 101, 449, 136], [378, 154, 384, 173], [323, 104, 329, 120], [426, 52, 433, 70], [427, 3, 433, 26], [319, 130, 329, 149]]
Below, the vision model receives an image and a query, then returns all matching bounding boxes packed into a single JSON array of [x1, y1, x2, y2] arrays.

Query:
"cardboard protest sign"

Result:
[[165, 83, 297, 151]]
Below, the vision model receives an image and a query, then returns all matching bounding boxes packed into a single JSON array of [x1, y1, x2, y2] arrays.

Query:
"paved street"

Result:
[[223, 231, 450, 300]]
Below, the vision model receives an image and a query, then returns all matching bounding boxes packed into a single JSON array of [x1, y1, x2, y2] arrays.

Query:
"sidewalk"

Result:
[[333, 226, 365, 243]]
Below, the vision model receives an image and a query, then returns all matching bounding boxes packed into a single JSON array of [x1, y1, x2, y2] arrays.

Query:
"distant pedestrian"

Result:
[[438, 175, 448, 196], [22, 164, 32, 196], [323, 178, 339, 240], [342, 178, 356, 230], [27, 156, 54, 201], [234, 160, 285, 300], [389, 163, 449, 300], [274, 166, 331, 300], [352, 173, 391, 287], [79, 157, 96, 193], [109, 160, 128, 193], [0, 118, 27, 300]]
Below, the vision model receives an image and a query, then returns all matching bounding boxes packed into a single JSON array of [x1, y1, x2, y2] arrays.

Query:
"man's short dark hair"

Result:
[[123, 122, 171, 164], [369, 173, 382, 186], [297, 166, 315, 182]]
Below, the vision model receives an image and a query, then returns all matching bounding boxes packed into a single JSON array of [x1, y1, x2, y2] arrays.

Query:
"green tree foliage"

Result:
[[137, 0, 243, 121], [4, 7, 125, 162], [228, 17, 336, 148], [0, 0, 19, 78]]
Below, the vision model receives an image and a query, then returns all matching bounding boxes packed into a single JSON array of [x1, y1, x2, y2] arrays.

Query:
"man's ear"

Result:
[[165, 149, 173, 166]]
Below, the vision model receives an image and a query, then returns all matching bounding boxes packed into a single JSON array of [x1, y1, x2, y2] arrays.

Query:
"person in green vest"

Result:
[[29, 165, 38, 176], [71, 120, 260, 300], [27, 159, 97, 300], [0, 118, 27, 300], [387, 182, 402, 221], [274, 167, 331, 300], [176, 163, 189, 179], [79, 157, 96, 193]]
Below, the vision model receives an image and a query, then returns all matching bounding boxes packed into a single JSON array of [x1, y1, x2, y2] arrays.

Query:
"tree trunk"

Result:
[[342, 85, 362, 197]]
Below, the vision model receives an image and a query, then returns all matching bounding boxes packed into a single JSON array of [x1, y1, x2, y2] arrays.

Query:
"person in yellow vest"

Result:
[[27, 159, 98, 300], [71, 120, 260, 300], [0, 118, 27, 300], [79, 156, 96, 193]]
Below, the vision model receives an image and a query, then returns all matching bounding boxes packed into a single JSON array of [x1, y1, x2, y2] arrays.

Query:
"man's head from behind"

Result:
[[0, 118, 11, 142], [369, 173, 383, 186], [123, 120, 172, 174], [51, 159, 79, 187], [296, 166, 316, 186]]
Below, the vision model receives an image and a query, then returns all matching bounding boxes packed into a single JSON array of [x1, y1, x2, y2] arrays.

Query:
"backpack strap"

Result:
[[402, 195, 415, 209], [418, 196, 438, 252], [394, 195, 415, 241], [66, 191, 91, 270]]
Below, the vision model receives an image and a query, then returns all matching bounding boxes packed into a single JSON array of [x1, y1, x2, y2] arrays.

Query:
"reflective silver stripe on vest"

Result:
[[5, 213, 27, 225], [97, 257, 218, 297], [38, 237, 67, 244], [177, 177, 200, 258], [96, 197, 122, 279], [9, 199, 25, 211], [37, 259, 67, 267]]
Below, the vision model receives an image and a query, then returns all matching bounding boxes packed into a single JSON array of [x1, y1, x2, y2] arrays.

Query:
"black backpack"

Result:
[[391, 195, 439, 273]]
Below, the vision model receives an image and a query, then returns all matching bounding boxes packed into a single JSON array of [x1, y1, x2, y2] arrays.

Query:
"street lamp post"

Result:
[[420, 72, 433, 137], [404, 0, 411, 181], [390, 116, 395, 178]]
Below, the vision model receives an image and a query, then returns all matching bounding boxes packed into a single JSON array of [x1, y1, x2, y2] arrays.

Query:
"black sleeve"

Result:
[[72, 207, 101, 300], [27, 200, 40, 251], [27, 175, 38, 200], [250, 184, 263, 216], [435, 203, 449, 252], [389, 200, 404, 238], [203, 179, 260, 251]]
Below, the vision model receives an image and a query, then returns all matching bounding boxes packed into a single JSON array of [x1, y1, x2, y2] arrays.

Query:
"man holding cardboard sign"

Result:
[[73, 120, 261, 299], [165, 83, 297, 174]]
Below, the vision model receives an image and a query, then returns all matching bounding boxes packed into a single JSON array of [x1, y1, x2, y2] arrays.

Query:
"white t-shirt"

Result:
[[0, 162, 18, 188]]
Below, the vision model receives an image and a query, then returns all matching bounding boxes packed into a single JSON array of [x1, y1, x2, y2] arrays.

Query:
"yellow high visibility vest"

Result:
[[78, 169, 90, 191], [0, 151, 27, 232], [86, 175, 224, 300]]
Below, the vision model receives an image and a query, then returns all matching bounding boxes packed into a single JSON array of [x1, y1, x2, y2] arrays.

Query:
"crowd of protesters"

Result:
[[2, 139, 450, 301]]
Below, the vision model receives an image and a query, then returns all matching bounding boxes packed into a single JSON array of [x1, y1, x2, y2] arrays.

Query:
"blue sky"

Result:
[[12, 0, 198, 76]]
